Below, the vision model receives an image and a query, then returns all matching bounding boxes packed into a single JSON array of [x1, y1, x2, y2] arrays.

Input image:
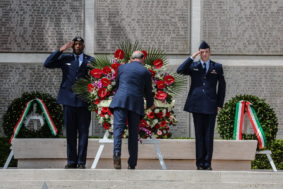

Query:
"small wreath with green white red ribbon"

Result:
[[2, 92, 63, 142], [217, 94, 278, 149]]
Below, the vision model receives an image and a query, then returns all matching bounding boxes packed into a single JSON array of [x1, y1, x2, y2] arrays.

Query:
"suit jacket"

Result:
[[109, 61, 154, 116], [44, 50, 94, 107], [177, 57, 226, 115]]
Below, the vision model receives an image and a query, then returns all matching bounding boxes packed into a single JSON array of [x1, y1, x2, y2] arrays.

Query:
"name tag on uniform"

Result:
[[66, 63, 71, 66], [193, 68, 199, 71], [210, 69, 217, 74]]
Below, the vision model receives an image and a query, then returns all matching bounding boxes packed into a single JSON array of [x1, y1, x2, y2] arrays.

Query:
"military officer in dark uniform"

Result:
[[177, 41, 226, 170], [44, 37, 94, 169]]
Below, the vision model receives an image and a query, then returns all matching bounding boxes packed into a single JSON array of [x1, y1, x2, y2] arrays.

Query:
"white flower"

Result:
[[107, 85, 112, 90], [98, 117, 104, 124], [154, 109, 159, 113], [105, 114, 109, 119], [153, 119, 159, 125], [162, 109, 166, 114]]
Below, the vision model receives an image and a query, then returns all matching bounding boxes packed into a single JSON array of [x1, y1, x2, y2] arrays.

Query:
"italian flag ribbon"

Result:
[[9, 98, 58, 143], [233, 100, 267, 149]]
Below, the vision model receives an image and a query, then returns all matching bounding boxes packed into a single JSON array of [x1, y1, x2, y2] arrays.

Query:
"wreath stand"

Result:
[[91, 100, 174, 170], [91, 130, 167, 170], [256, 150, 277, 172]]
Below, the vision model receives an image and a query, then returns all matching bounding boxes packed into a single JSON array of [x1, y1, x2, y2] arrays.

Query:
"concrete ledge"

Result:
[[12, 139, 257, 170]]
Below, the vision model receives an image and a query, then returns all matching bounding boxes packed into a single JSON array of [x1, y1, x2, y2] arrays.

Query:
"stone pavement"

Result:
[[0, 169, 282, 189]]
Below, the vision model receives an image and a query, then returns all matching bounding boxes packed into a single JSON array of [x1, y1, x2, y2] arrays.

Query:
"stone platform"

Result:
[[0, 169, 282, 189], [11, 139, 257, 170]]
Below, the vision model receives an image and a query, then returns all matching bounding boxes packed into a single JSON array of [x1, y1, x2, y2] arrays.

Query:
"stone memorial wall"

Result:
[[94, 0, 190, 54], [201, 0, 283, 55], [0, 0, 84, 52]]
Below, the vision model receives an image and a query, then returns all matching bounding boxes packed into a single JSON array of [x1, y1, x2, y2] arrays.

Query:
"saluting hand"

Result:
[[191, 50, 201, 59], [59, 41, 74, 52]]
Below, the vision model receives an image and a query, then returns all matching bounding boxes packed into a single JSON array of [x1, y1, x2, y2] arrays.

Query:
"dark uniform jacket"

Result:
[[177, 57, 226, 115], [44, 50, 94, 107]]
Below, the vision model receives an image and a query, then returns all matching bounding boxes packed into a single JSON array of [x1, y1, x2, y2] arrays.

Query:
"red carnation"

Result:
[[114, 49, 125, 59], [148, 69, 156, 77], [166, 111, 171, 117], [156, 80, 166, 89], [156, 112, 163, 118], [103, 66, 112, 74], [94, 99, 101, 105], [164, 75, 175, 85], [98, 88, 107, 98], [101, 107, 109, 114], [111, 63, 120, 70], [155, 90, 168, 101], [87, 83, 94, 92], [103, 122, 111, 130], [147, 112, 155, 119], [160, 121, 167, 127], [101, 78, 111, 87], [141, 50, 148, 58], [153, 59, 163, 69], [90, 68, 103, 79], [139, 119, 148, 127]]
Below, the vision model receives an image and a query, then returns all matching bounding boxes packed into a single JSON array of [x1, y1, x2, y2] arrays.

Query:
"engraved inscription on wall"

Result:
[[201, 0, 283, 55], [95, 0, 190, 54], [0, 0, 84, 52]]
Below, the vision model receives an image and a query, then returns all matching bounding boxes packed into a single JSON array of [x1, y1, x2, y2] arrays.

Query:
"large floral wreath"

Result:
[[74, 42, 184, 138]]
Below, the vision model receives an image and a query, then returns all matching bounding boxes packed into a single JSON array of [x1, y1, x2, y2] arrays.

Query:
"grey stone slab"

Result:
[[0, 0, 84, 52], [200, 0, 283, 55], [0, 170, 282, 189], [94, 0, 191, 54], [11, 139, 257, 170]]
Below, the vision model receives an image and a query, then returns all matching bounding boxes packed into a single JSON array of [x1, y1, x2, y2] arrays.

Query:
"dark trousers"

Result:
[[192, 112, 216, 168], [113, 108, 140, 168], [64, 105, 91, 165]]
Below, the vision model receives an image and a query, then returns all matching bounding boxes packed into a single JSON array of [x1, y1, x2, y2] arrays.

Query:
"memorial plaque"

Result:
[[201, 0, 283, 55], [0, 0, 84, 52], [95, 0, 190, 54]]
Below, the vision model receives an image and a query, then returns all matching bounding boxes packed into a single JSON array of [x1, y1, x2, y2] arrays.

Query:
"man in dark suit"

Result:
[[44, 37, 94, 169], [177, 41, 226, 170], [110, 51, 155, 169]]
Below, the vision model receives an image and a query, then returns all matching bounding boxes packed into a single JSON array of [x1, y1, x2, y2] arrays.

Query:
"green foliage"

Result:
[[2, 91, 63, 139], [118, 41, 141, 61], [0, 137, 17, 167], [217, 94, 278, 149], [252, 140, 283, 170], [89, 55, 112, 69], [73, 78, 91, 104]]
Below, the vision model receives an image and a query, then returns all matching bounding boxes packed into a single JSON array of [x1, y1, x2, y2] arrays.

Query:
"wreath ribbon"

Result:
[[233, 100, 267, 149], [9, 98, 58, 143]]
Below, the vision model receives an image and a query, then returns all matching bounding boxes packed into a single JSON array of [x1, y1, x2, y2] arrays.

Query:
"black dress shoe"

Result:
[[128, 165, 135, 170], [197, 166, 205, 170], [113, 155, 121, 169], [64, 164, 77, 169], [205, 166, 212, 170], [77, 164, 86, 169]]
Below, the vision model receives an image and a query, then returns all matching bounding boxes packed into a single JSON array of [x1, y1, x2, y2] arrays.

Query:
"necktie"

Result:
[[74, 55, 80, 68], [203, 62, 206, 73]]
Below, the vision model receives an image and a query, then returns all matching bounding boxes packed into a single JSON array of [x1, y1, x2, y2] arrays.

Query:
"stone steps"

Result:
[[0, 169, 282, 189]]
